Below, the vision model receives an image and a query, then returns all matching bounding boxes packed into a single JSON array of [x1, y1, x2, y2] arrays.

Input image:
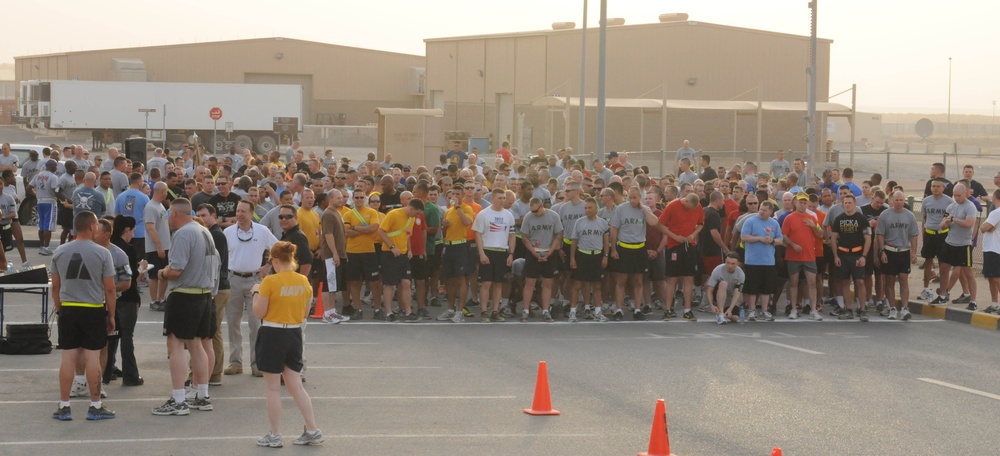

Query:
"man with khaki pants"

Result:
[[196, 204, 231, 385]]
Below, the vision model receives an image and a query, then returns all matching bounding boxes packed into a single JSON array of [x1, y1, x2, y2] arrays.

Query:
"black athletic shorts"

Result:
[[835, 254, 866, 281], [466, 242, 480, 275], [478, 249, 510, 283], [880, 249, 912, 276], [983, 251, 1000, 278], [410, 254, 430, 281], [648, 254, 666, 281], [571, 250, 604, 282], [665, 244, 698, 277], [57, 205, 73, 229], [442, 242, 471, 278], [524, 252, 558, 279], [57, 306, 107, 351], [940, 243, 971, 268], [146, 250, 169, 276], [255, 326, 304, 374], [380, 251, 412, 286], [921, 231, 947, 260], [743, 264, 777, 295], [1, 224, 13, 251], [163, 292, 214, 340], [513, 237, 530, 261], [613, 245, 648, 275], [345, 252, 380, 282]]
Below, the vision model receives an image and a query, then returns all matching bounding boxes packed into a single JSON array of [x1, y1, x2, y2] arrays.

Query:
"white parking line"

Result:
[[0, 365, 438, 373], [0, 395, 516, 405], [917, 378, 1000, 401], [755, 340, 824, 354], [0, 433, 592, 446]]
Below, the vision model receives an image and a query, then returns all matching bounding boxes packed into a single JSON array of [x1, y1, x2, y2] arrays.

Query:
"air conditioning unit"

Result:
[[409, 67, 426, 95]]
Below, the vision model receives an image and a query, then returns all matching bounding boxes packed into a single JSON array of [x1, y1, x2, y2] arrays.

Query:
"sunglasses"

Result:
[[369, 200, 381, 203], [278, 214, 295, 220], [354, 196, 365, 199], [747, 202, 759, 205]]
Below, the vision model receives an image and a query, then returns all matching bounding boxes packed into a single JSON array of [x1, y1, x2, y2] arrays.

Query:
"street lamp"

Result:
[[138, 108, 156, 138]]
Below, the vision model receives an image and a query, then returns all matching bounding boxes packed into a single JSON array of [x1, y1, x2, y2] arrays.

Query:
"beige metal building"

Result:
[[14, 38, 425, 128], [425, 18, 834, 164]]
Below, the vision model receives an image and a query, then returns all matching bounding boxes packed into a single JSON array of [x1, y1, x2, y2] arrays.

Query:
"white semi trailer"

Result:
[[16, 80, 302, 153]]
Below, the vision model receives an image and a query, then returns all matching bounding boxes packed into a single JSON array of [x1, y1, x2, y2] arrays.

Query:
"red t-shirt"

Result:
[[812, 210, 826, 256], [409, 212, 427, 256], [646, 209, 664, 254], [497, 148, 512, 164], [781, 211, 819, 262], [658, 199, 705, 249]]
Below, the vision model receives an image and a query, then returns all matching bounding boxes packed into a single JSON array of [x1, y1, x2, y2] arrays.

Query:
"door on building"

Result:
[[496, 93, 513, 150]]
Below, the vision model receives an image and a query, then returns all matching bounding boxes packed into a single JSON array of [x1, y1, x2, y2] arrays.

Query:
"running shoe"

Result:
[[859, 310, 869, 322], [499, 307, 514, 319], [450, 311, 465, 323], [802, 304, 813, 316], [322, 313, 343, 324], [665, 309, 678, 320], [641, 304, 652, 315], [888, 308, 898, 320], [952, 294, 971, 305], [965, 302, 978, 311], [293, 427, 325, 446], [917, 288, 934, 301], [594, 311, 609, 322], [830, 306, 844, 317], [520, 311, 529, 323], [612, 310, 624, 321], [838, 309, 855, 320], [52, 405, 72, 421], [461, 307, 475, 318], [784, 304, 793, 317], [583, 308, 594, 320], [189, 397, 213, 411], [151, 398, 190, 416], [417, 308, 432, 320], [683, 311, 697, 321], [875, 300, 885, 312], [541, 310, 554, 322], [373, 309, 384, 320], [428, 297, 440, 307], [489, 311, 505, 322], [809, 310, 823, 321], [39, 247, 53, 256], [385, 312, 398, 322], [70, 380, 88, 398], [257, 432, 283, 448], [696, 303, 711, 313], [762, 311, 775, 322], [747, 310, 757, 322], [982, 304, 1000, 314], [149, 300, 166, 312], [901, 308, 912, 320], [716, 313, 726, 325], [480, 311, 491, 323], [436, 309, 456, 321], [929, 295, 949, 305], [568, 312, 578, 323], [788, 307, 798, 320], [633, 310, 646, 321], [404, 313, 420, 322], [879, 305, 891, 317]]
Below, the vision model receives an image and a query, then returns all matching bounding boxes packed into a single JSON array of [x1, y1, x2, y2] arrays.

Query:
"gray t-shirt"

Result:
[[769, 159, 791, 179], [71, 158, 92, 170], [519, 209, 563, 252], [71, 186, 107, 235], [51, 240, 115, 304], [569, 216, 609, 252], [921, 194, 954, 230], [108, 243, 132, 298], [57, 174, 78, 200], [0, 193, 16, 226], [553, 200, 586, 241], [610, 203, 647, 244], [676, 147, 696, 163], [110, 170, 130, 197], [167, 221, 220, 294], [532, 187, 552, 206], [30, 170, 60, 201], [0, 154, 19, 169], [143, 201, 171, 252], [875, 208, 919, 249], [21, 159, 40, 184], [707, 264, 746, 295], [595, 168, 613, 184], [945, 199, 978, 246], [678, 171, 698, 185], [598, 205, 616, 224], [146, 157, 168, 176], [822, 204, 845, 228]]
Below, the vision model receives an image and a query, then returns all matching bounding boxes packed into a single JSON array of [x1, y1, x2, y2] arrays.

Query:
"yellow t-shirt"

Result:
[[443, 204, 475, 242], [343, 206, 380, 253], [297, 207, 321, 250], [380, 208, 414, 253], [259, 270, 312, 325]]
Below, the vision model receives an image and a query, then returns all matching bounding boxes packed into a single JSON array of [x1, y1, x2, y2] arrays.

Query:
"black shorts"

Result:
[[613, 245, 648, 275], [466, 242, 480, 274], [163, 292, 214, 340], [1, 224, 13, 251], [513, 237, 530, 261], [571, 250, 604, 282], [478, 249, 510, 283], [428, 243, 443, 274], [648, 254, 666, 281], [983, 251, 1000, 278], [255, 326, 304, 374], [940, 243, 971, 268], [131, 237, 146, 261], [380, 251, 412, 286], [921, 232, 947, 260], [146, 250, 169, 276], [524, 252, 558, 279], [665, 244, 698, 277], [880, 249, 912, 276], [57, 205, 73, 229], [864, 250, 880, 276], [835, 254, 866, 281], [57, 306, 107, 351], [312, 256, 326, 284], [815, 250, 828, 274], [442, 243, 471, 278], [345, 252, 380, 282], [743, 264, 777, 295], [410, 254, 430, 280]]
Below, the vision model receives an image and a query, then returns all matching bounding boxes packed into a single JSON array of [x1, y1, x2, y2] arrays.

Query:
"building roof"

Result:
[[426, 20, 832, 44], [532, 96, 851, 116], [15, 37, 423, 60]]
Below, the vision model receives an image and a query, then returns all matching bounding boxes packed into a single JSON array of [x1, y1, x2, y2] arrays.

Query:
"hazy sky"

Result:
[[8, 0, 998, 115]]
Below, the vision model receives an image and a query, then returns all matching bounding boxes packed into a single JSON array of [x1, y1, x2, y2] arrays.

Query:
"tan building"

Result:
[[14, 38, 425, 128], [425, 18, 834, 165]]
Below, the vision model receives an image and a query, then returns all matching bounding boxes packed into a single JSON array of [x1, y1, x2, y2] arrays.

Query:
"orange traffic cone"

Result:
[[309, 281, 325, 319], [638, 399, 675, 456], [523, 361, 560, 416], [771, 448, 782, 456]]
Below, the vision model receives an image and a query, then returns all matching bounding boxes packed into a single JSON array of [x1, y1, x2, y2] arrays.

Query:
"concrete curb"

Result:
[[907, 301, 1000, 330]]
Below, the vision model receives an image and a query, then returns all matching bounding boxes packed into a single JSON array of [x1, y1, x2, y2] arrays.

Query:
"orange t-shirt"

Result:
[[465, 201, 482, 241], [657, 199, 705, 249]]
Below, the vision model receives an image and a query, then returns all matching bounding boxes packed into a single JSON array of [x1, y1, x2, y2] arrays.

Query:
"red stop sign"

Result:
[[209, 107, 223, 120]]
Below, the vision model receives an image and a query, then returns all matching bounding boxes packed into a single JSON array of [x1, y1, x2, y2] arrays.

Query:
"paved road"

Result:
[[2, 286, 1000, 456]]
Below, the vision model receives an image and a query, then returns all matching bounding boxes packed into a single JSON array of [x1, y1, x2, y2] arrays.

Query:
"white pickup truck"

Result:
[[3, 144, 45, 225]]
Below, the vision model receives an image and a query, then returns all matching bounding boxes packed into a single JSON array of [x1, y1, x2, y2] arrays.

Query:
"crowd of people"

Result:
[[4, 138, 1000, 446]]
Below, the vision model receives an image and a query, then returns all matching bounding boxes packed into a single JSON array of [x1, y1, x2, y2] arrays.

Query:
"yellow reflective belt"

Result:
[[617, 241, 645, 249], [578, 249, 601, 255], [174, 287, 212, 294], [62, 301, 104, 308]]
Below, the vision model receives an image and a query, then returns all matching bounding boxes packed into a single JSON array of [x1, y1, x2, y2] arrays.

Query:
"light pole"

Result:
[[595, 0, 607, 163], [138, 108, 156, 139], [579, 0, 587, 161]]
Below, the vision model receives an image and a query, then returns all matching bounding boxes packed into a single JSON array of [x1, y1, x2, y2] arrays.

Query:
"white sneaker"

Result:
[[185, 385, 198, 401], [918, 288, 934, 300], [321, 313, 343, 324], [983, 304, 1000, 314], [38, 247, 53, 256], [593, 312, 609, 322], [788, 307, 798, 320], [888, 308, 898, 320], [716, 313, 726, 325], [21, 261, 32, 269], [450, 311, 465, 323], [435, 309, 456, 321], [900, 308, 912, 320], [69, 380, 88, 397], [568, 312, 578, 323], [747, 310, 757, 322], [809, 310, 823, 321], [762, 311, 775, 322]]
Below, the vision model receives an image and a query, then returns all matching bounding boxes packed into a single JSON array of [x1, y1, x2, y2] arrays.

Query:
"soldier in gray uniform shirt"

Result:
[[919, 179, 955, 300], [510, 181, 534, 261], [609, 187, 661, 321], [551, 182, 587, 311], [931, 183, 979, 309], [875, 191, 920, 320], [152, 198, 220, 417], [51, 211, 117, 421], [518, 197, 563, 322], [568, 197, 610, 322]]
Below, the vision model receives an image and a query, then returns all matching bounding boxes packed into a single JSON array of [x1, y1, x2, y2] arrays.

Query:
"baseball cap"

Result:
[[795, 193, 809, 201], [607, 151, 618, 159], [46, 159, 57, 166]]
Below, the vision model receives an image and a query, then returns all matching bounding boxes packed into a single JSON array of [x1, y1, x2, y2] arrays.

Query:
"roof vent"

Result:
[[552, 22, 576, 30], [659, 13, 689, 23], [605, 18, 625, 26]]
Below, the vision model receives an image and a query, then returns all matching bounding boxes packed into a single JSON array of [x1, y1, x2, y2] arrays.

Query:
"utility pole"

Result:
[[579, 0, 588, 161], [806, 1, 818, 185], [595, 0, 607, 163]]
